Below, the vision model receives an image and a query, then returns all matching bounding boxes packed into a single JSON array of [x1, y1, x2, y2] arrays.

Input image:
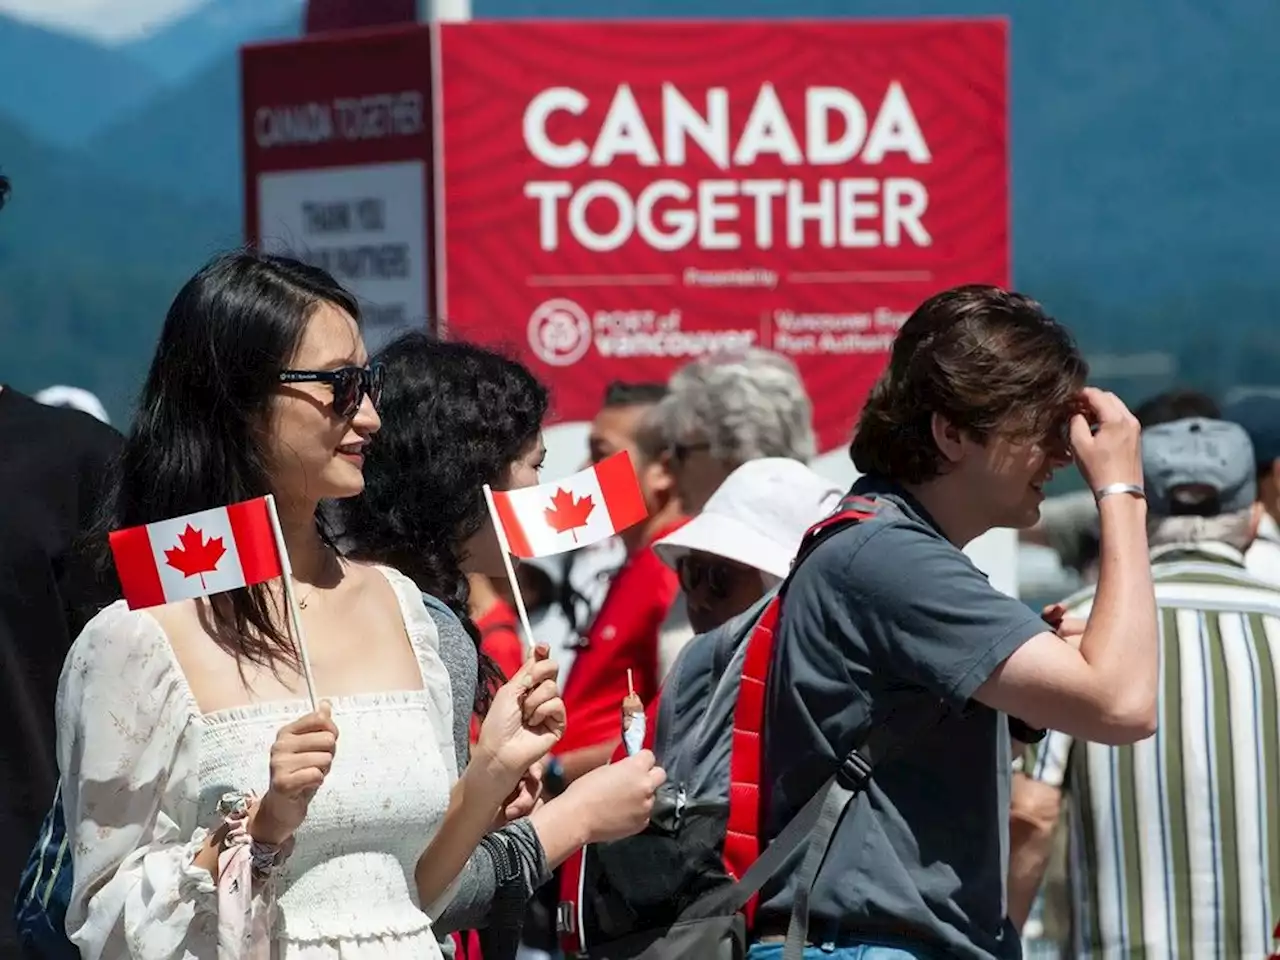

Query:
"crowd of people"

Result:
[[3, 213, 1280, 960]]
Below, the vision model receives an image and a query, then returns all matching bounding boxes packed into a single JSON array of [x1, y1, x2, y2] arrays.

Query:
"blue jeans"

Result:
[[747, 941, 929, 959]]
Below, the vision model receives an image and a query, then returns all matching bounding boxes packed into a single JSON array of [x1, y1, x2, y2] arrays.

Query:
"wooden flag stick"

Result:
[[264, 494, 319, 712], [483, 484, 536, 658], [627, 668, 635, 697]]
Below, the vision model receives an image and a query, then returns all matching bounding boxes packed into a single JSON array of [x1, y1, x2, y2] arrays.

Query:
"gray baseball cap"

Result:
[[1142, 417, 1256, 516]]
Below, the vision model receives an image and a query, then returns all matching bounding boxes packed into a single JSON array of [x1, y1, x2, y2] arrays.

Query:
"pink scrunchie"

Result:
[[216, 793, 278, 960]]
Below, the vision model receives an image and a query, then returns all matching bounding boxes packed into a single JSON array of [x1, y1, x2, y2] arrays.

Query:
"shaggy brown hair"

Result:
[[851, 285, 1087, 483]]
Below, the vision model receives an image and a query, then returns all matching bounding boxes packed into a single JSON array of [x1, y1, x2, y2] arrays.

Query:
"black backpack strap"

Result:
[[684, 702, 947, 926], [776, 494, 947, 957], [781, 704, 947, 959]]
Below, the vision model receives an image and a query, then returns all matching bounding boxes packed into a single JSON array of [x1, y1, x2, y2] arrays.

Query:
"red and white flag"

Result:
[[109, 496, 283, 609], [489, 451, 648, 559]]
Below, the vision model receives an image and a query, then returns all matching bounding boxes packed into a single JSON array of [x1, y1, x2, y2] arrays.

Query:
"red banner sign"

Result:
[[437, 20, 1008, 452], [242, 27, 435, 350]]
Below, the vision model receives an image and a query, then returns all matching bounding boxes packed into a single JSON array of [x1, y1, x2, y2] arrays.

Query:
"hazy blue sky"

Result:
[[0, 0, 205, 42]]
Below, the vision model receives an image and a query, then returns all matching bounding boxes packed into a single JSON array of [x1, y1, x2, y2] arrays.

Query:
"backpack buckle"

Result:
[[557, 901, 577, 935], [836, 750, 873, 791]]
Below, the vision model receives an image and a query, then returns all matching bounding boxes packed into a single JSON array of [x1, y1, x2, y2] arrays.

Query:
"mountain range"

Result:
[[125, 0, 305, 84], [0, 16, 158, 146], [0, 0, 302, 417], [0, 0, 1278, 424]]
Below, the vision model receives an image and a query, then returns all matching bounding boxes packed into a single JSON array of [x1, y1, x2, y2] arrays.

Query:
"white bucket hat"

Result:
[[654, 458, 843, 580]]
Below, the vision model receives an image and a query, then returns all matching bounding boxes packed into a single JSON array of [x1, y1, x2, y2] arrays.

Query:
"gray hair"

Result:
[[633, 401, 669, 464], [1148, 507, 1255, 553], [659, 349, 816, 464]]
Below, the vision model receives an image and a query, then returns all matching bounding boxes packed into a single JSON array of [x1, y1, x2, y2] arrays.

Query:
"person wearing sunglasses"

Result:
[[657, 349, 817, 516], [51, 252, 566, 959], [278, 362, 386, 419], [653, 458, 842, 634], [598, 458, 841, 770]]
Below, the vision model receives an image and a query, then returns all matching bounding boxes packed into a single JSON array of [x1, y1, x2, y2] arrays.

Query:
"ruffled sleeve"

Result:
[[376, 566, 457, 795], [56, 601, 214, 960]]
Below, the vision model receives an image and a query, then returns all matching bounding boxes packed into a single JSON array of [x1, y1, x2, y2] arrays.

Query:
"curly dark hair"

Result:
[[340, 332, 549, 716], [851, 285, 1087, 484]]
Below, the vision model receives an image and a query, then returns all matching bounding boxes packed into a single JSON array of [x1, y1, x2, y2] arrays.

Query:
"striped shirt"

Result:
[[1025, 542, 1280, 958]]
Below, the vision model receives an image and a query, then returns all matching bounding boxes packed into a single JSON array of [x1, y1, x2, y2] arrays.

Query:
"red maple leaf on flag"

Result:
[[544, 488, 595, 542], [164, 524, 226, 590]]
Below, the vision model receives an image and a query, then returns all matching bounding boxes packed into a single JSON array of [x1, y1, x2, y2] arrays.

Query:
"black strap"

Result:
[[681, 761, 834, 920], [681, 702, 946, 926], [781, 704, 947, 959]]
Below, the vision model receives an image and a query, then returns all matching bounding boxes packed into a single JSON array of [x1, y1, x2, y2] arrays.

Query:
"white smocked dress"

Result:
[[56, 565, 459, 959]]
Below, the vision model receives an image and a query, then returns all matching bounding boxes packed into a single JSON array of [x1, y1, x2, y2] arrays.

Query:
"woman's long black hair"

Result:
[[103, 250, 360, 667], [340, 332, 549, 716]]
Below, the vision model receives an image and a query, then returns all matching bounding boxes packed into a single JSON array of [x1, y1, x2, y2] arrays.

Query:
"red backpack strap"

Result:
[[559, 846, 585, 955], [722, 595, 781, 926], [721, 497, 880, 926], [800, 495, 879, 546]]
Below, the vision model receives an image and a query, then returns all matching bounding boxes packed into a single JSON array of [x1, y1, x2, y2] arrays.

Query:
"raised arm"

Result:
[[975, 389, 1158, 744]]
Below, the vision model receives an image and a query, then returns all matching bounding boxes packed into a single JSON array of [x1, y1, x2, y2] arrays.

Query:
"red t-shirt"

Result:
[[475, 598, 524, 681], [554, 519, 686, 755], [469, 599, 525, 743]]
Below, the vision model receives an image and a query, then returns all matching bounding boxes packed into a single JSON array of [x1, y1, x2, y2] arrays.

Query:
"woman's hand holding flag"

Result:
[[473, 643, 566, 803]]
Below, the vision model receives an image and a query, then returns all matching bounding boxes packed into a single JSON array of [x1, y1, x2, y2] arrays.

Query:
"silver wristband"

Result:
[[1094, 482, 1145, 503]]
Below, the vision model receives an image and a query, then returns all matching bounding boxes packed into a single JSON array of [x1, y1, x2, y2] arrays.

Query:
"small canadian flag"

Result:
[[489, 450, 648, 559], [109, 496, 284, 609]]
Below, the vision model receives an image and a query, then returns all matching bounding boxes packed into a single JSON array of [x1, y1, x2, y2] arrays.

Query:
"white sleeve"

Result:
[[415, 604, 465, 922], [375, 567, 462, 919], [57, 603, 217, 960], [379, 567, 456, 787]]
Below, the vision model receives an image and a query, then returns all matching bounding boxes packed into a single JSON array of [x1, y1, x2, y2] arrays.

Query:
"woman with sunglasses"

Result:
[[55, 252, 565, 959], [340, 333, 669, 957]]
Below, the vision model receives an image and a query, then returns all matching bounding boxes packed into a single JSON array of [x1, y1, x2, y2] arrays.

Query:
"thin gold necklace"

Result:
[[295, 550, 338, 610]]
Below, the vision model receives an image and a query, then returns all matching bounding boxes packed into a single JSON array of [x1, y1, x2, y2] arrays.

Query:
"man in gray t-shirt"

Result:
[[750, 286, 1159, 960]]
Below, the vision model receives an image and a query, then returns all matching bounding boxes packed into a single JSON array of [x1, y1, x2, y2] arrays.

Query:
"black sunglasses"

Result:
[[676, 554, 749, 600], [278, 363, 385, 418]]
